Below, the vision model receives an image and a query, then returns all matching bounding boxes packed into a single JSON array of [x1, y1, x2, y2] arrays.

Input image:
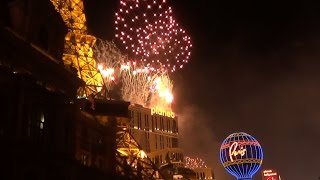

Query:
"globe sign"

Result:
[[220, 132, 263, 180]]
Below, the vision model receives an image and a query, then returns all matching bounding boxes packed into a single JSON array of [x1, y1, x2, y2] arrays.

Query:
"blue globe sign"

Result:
[[219, 132, 263, 180]]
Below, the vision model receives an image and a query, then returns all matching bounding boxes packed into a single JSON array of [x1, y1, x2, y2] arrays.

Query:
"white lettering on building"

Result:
[[151, 107, 175, 118]]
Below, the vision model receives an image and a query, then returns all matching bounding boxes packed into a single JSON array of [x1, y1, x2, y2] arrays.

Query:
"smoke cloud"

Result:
[[177, 105, 233, 180]]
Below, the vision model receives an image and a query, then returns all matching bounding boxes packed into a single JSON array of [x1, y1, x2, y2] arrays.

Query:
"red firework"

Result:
[[115, 0, 192, 72]]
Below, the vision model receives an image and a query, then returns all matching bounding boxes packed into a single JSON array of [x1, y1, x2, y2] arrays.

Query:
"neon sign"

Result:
[[220, 132, 263, 180], [263, 170, 277, 176], [262, 169, 279, 180], [151, 107, 175, 118], [229, 142, 246, 162]]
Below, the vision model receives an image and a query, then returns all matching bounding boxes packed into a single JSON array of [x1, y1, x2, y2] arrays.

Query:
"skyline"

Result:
[[85, 0, 320, 179]]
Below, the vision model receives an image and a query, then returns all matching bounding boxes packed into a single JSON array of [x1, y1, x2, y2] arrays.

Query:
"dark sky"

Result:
[[85, 0, 320, 179]]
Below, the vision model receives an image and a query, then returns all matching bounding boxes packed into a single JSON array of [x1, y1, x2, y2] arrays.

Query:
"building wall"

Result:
[[0, 39, 126, 180], [194, 168, 214, 180], [0, 1, 128, 179], [2, 0, 67, 61], [73, 111, 119, 172], [128, 104, 184, 167], [0, 69, 72, 179]]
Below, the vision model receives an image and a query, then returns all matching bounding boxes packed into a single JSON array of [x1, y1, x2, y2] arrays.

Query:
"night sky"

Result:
[[84, 0, 320, 179]]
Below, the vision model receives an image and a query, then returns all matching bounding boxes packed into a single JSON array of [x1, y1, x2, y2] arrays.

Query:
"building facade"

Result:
[[193, 168, 214, 180], [1, 0, 212, 179], [0, 0, 152, 179], [128, 104, 216, 180], [128, 104, 184, 168], [0, 13, 131, 180]]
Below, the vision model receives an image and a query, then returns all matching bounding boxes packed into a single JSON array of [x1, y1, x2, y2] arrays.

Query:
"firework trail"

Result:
[[121, 63, 173, 109], [148, 73, 173, 109], [121, 62, 152, 106], [94, 39, 173, 109], [114, 0, 192, 72], [110, 0, 193, 109], [94, 39, 127, 92], [185, 156, 208, 169]]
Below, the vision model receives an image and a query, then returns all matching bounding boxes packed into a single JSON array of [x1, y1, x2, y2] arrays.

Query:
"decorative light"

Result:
[[219, 132, 263, 180]]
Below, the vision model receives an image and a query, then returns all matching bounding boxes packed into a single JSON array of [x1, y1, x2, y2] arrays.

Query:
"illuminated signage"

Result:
[[229, 142, 246, 162], [262, 169, 279, 180], [151, 107, 175, 118], [220, 132, 263, 180]]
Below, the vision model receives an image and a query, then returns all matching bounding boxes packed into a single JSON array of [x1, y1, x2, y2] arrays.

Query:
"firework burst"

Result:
[[94, 39, 173, 109], [94, 39, 127, 91], [115, 0, 192, 72], [121, 62, 173, 109], [185, 157, 208, 169]]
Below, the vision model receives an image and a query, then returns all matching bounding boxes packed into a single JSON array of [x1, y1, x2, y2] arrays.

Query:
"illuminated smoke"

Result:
[[94, 39, 173, 110], [178, 105, 233, 180], [94, 39, 127, 92], [121, 64, 173, 109]]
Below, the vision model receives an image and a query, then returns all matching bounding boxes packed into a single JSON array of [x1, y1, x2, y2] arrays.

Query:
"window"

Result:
[[172, 137, 178, 148], [145, 132, 150, 152], [165, 119, 168, 132], [173, 120, 177, 133], [155, 156, 160, 166], [130, 110, 134, 118], [39, 25, 49, 51], [155, 134, 158, 149], [81, 154, 87, 165], [145, 114, 149, 130], [80, 127, 89, 150], [0, 94, 8, 136], [97, 137, 104, 155], [160, 117, 163, 131], [39, 112, 44, 130], [201, 172, 205, 179], [137, 112, 142, 129], [26, 108, 45, 142], [151, 116, 154, 131], [155, 116, 158, 130], [159, 135, 164, 149], [166, 136, 169, 148], [176, 120, 178, 132], [130, 110, 134, 128], [27, 118, 31, 137], [162, 136, 164, 149]]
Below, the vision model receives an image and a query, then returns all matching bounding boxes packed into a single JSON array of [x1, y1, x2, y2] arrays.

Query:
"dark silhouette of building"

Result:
[[159, 163, 196, 180], [0, 0, 131, 179]]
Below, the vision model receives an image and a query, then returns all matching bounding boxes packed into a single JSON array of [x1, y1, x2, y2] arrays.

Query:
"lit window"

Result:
[[40, 112, 44, 130], [81, 154, 87, 165]]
